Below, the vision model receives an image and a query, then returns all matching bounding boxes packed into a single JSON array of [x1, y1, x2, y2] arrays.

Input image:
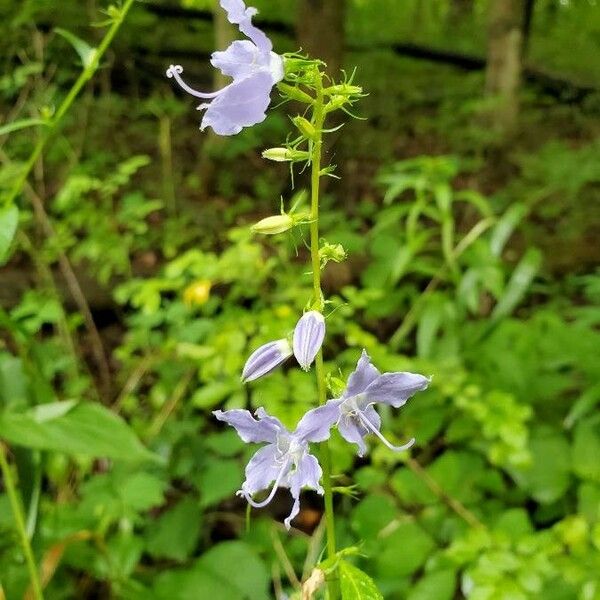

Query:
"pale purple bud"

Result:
[[241, 339, 292, 383], [293, 311, 325, 371]]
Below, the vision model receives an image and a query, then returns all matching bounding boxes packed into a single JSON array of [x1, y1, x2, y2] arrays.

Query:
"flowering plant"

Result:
[[167, 0, 430, 595]]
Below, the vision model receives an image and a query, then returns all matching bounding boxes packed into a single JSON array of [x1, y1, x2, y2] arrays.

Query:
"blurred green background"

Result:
[[1, 0, 599, 598]]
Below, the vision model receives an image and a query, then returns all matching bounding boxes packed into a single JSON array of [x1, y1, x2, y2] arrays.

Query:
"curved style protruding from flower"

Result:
[[213, 404, 339, 529], [293, 311, 325, 371], [327, 350, 430, 456], [241, 339, 293, 383], [166, 0, 284, 135]]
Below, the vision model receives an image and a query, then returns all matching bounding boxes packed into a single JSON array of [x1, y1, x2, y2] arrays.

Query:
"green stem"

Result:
[[309, 70, 338, 600], [0, 446, 44, 600], [3, 0, 136, 207]]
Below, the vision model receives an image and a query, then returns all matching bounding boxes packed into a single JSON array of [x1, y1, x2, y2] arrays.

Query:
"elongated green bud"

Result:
[[251, 214, 294, 235], [277, 82, 314, 104], [323, 83, 363, 96], [262, 147, 310, 162], [292, 116, 317, 140]]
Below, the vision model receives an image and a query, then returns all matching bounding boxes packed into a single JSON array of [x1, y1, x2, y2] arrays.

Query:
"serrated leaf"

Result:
[[55, 28, 96, 68], [0, 402, 157, 463], [339, 560, 383, 600], [0, 204, 19, 265]]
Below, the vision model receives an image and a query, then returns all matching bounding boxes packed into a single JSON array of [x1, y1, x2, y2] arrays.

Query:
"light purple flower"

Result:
[[241, 312, 326, 383], [242, 339, 293, 383], [213, 404, 339, 529], [293, 311, 325, 371], [166, 0, 284, 135], [327, 350, 430, 456]]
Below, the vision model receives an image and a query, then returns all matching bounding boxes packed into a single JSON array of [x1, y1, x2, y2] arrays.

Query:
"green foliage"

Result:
[[0, 0, 599, 598]]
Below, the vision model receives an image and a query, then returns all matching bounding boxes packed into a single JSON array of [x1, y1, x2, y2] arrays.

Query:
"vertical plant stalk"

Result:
[[0, 445, 44, 600], [308, 69, 338, 600], [3, 0, 136, 207]]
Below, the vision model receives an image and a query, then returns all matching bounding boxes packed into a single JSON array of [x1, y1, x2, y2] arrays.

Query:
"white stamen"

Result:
[[358, 411, 415, 452], [165, 64, 228, 99]]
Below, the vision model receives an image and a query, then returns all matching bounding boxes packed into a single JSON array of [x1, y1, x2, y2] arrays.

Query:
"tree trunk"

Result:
[[296, 0, 345, 76], [485, 0, 525, 135]]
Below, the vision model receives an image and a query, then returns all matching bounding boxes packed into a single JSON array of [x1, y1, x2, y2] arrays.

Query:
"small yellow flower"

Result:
[[183, 280, 212, 306]]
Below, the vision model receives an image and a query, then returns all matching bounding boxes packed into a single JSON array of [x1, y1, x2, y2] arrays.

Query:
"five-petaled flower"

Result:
[[213, 404, 339, 529], [166, 0, 284, 135], [326, 350, 430, 456]]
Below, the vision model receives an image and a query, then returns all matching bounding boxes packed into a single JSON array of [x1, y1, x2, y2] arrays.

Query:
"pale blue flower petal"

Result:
[[295, 400, 341, 443], [343, 350, 381, 399], [364, 371, 430, 408], [241, 338, 293, 383], [293, 311, 326, 371], [212, 408, 281, 443], [219, 0, 272, 53], [284, 452, 323, 529], [337, 415, 368, 457], [200, 71, 274, 136], [241, 444, 282, 497]]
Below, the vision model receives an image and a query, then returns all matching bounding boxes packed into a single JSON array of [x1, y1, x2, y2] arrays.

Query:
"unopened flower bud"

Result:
[[251, 214, 294, 235], [323, 83, 363, 96], [242, 339, 293, 383], [277, 82, 314, 104], [262, 147, 310, 162], [293, 311, 325, 371], [292, 116, 317, 141], [325, 95, 348, 112], [319, 242, 347, 267]]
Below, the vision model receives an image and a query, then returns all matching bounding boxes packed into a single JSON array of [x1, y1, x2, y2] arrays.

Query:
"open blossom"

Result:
[[213, 404, 338, 529], [165, 0, 284, 135], [326, 350, 430, 456], [241, 312, 326, 382]]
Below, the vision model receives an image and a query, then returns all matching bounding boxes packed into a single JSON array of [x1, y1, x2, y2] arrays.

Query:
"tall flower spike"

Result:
[[293, 311, 325, 371], [326, 350, 430, 456], [241, 339, 293, 383], [213, 403, 339, 529], [166, 0, 284, 135]]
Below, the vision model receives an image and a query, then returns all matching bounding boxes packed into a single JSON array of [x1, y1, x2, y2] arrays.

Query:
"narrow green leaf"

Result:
[[564, 383, 600, 429], [339, 560, 383, 600], [0, 402, 158, 463], [491, 248, 541, 321], [0, 118, 47, 137], [55, 28, 96, 68], [0, 204, 19, 265], [490, 203, 527, 257]]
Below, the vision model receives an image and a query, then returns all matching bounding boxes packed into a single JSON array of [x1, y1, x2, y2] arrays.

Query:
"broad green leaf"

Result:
[[55, 28, 96, 68], [407, 569, 456, 600], [351, 494, 397, 540], [517, 427, 571, 503], [376, 522, 435, 577], [572, 420, 600, 483], [339, 560, 383, 600], [198, 541, 270, 600], [491, 248, 541, 321], [0, 204, 19, 265], [0, 402, 157, 463], [195, 458, 241, 507], [146, 497, 202, 561], [0, 118, 46, 137]]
